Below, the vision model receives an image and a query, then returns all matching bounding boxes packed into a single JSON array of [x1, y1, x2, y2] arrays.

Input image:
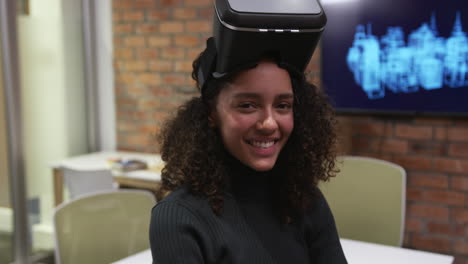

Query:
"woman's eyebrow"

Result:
[[277, 93, 294, 100], [233, 93, 294, 99], [232, 93, 260, 99]]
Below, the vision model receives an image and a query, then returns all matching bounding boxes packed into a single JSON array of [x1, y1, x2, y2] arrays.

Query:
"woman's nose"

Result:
[[256, 111, 278, 132]]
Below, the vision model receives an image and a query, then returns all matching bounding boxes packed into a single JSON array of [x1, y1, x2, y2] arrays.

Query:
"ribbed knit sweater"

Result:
[[149, 164, 347, 264]]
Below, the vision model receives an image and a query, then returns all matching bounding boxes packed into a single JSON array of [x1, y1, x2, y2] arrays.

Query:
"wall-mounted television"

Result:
[[321, 0, 468, 116]]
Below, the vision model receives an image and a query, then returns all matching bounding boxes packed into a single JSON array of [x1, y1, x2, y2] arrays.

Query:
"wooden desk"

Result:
[[111, 239, 454, 264], [51, 151, 163, 206]]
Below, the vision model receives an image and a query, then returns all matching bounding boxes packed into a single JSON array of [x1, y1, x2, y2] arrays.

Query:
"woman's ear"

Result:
[[208, 112, 217, 127]]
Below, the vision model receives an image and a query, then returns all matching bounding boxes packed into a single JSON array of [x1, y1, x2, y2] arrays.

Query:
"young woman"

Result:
[[149, 44, 347, 263]]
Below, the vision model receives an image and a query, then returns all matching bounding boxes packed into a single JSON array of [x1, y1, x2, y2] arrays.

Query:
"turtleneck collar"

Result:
[[224, 154, 276, 202]]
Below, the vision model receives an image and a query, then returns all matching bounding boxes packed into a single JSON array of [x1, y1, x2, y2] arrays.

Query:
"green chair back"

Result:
[[54, 190, 156, 264], [319, 156, 406, 247]]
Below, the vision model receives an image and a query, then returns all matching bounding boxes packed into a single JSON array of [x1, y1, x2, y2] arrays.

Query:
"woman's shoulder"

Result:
[[304, 187, 334, 223], [152, 186, 212, 220]]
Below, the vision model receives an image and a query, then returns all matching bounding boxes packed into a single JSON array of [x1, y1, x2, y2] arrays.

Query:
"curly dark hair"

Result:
[[158, 52, 338, 222]]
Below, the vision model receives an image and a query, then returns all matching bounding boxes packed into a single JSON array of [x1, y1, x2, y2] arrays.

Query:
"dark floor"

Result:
[[0, 232, 54, 264]]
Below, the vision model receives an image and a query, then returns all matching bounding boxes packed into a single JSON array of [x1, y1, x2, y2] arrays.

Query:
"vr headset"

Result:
[[198, 0, 327, 91]]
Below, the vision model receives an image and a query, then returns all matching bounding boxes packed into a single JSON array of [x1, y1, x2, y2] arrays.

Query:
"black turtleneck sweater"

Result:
[[149, 162, 347, 264]]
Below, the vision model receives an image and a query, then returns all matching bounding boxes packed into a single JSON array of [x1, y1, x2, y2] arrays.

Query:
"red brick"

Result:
[[122, 11, 145, 21], [160, 22, 184, 33], [121, 60, 147, 71], [147, 10, 171, 21], [381, 139, 408, 154], [199, 7, 214, 19], [352, 122, 385, 137], [136, 24, 159, 34], [161, 47, 185, 59], [151, 87, 172, 96], [114, 24, 134, 34], [452, 176, 468, 192], [185, 21, 212, 33], [124, 36, 146, 47], [409, 173, 449, 189], [407, 187, 424, 201], [448, 127, 468, 142], [136, 73, 162, 86], [127, 85, 148, 96], [163, 74, 186, 86], [452, 209, 468, 223], [136, 48, 159, 59], [449, 143, 468, 158], [384, 123, 394, 137], [160, 0, 183, 7], [392, 156, 433, 170], [113, 36, 124, 47], [175, 35, 200, 47], [408, 204, 449, 220], [115, 97, 136, 108], [152, 111, 171, 121], [173, 8, 197, 19], [351, 137, 378, 152], [408, 141, 446, 155], [118, 121, 138, 132], [395, 124, 433, 140], [148, 36, 172, 47], [149, 60, 173, 72], [116, 73, 136, 85], [455, 120, 468, 126], [422, 190, 465, 206], [452, 255, 468, 264], [454, 241, 468, 255], [175, 60, 193, 73], [427, 222, 465, 237], [117, 109, 152, 120], [414, 117, 453, 126], [138, 99, 160, 110], [125, 134, 151, 146], [114, 48, 134, 59], [435, 127, 448, 141], [184, 0, 212, 6], [187, 48, 204, 60], [113, 0, 133, 9], [138, 123, 158, 134], [410, 235, 452, 254], [434, 158, 468, 173], [133, 0, 156, 8], [405, 217, 423, 232], [113, 12, 122, 22]]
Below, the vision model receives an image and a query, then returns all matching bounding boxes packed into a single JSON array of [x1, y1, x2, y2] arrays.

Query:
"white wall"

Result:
[[18, 0, 88, 249]]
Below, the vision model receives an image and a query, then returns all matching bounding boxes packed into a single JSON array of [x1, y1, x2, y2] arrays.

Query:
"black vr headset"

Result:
[[197, 0, 327, 92]]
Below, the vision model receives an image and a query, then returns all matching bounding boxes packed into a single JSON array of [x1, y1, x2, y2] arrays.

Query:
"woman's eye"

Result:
[[238, 103, 255, 109], [277, 103, 292, 110]]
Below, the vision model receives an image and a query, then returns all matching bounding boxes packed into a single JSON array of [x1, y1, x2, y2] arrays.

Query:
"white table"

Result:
[[340, 239, 454, 264], [111, 238, 454, 264], [50, 151, 163, 205]]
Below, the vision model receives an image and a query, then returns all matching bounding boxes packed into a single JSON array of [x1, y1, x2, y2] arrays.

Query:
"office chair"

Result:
[[53, 190, 156, 264], [319, 155, 406, 247], [62, 167, 115, 200]]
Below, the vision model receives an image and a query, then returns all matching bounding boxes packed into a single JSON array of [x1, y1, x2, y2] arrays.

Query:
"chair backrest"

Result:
[[319, 156, 406, 247], [53, 190, 156, 264], [62, 167, 115, 200]]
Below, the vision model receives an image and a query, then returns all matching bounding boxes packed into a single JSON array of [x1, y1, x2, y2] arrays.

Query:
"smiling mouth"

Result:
[[247, 140, 278, 148]]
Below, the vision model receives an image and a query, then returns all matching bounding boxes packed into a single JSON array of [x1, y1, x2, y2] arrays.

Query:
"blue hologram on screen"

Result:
[[346, 12, 468, 100]]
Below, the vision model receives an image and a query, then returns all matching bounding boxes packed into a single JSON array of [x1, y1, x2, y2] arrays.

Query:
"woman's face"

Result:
[[211, 60, 294, 171]]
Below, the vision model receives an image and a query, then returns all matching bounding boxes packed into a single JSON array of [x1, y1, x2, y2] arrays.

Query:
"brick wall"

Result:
[[341, 116, 468, 263], [112, 0, 468, 262]]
